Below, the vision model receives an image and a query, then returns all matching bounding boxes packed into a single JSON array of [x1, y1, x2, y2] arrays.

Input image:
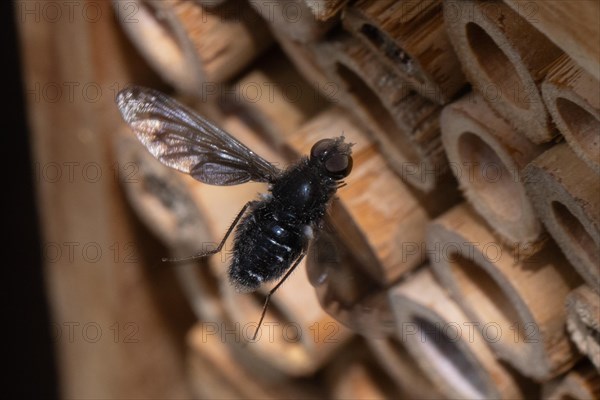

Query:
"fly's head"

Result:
[[310, 136, 354, 180]]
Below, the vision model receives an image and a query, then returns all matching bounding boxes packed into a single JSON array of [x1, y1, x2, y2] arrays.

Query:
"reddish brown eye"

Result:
[[310, 137, 353, 178], [311, 139, 335, 160], [325, 154, 353, 178]]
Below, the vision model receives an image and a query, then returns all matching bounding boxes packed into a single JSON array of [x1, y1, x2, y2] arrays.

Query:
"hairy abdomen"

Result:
[[228, 201, 308, 292]]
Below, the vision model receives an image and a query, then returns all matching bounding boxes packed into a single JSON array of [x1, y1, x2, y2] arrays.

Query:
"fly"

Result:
[[116, 86, 353, 341]]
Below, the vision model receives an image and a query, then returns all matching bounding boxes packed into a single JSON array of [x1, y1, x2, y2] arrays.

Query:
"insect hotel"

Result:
[[19, 0, 599, 398]]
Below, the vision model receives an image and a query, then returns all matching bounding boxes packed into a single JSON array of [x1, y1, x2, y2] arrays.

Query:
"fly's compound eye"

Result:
[[325, 154, 353, 179], [310, 139, 336, 161]]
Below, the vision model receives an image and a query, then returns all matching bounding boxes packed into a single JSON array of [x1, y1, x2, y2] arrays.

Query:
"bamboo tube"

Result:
[[542, 362, 600, 400], [389, 267, 528, 398], [188, 323, 272, 399], [523, 144, 600, 292], [306, 226, 394, 338], [223, 48, 328, 148], [504, 0, 600, 82], [326, 340, 404, 399], [113, 131, 212, 253], [566, 286, 600, 370], [195, 0, 228, 8], [249, 0, 337, 43], [367, 337, 444, 399], [114, 131, 227, 322], [272, 31, 332, 99], [113, 0, 271, 96], [220, 256, 353, 377], [443, 0, 563, 144], [343, 0, 466, 104], [441, 93, 546, 250], [303, 0, 348, 21], [187, 323, 323, 399], [427, 203, 582, 380], [314, 33, 448, 192], [287, 107, 433, 285], [542, 54, 600, 174]]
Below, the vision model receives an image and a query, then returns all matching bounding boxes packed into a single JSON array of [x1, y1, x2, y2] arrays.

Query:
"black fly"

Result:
[[116, 86, 353, 340]]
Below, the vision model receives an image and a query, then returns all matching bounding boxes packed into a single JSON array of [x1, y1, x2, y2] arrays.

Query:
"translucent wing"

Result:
[[116, 86, 281, 185]]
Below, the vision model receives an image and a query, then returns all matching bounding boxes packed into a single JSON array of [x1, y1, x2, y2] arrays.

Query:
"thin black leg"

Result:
[[251, 253, 306, 341], [162, 202, 251, 262]]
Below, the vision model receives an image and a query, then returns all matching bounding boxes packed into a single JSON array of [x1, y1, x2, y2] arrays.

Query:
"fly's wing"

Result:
[[116, 86, 281, 185]]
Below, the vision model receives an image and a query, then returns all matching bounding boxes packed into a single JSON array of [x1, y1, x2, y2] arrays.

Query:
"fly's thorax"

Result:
[[270, 161, 337, 216]]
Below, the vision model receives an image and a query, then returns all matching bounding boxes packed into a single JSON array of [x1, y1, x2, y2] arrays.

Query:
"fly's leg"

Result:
[[162, 202, 252, 262], [251, 253, 306, 341]]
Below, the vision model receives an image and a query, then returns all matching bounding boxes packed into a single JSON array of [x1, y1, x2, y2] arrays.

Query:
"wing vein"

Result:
[[116, 86, 281, 186]]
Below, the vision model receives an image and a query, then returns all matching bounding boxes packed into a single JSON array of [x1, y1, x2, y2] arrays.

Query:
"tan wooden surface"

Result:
[[441, 92, 546, 249], [326, 340, 403, 399], [427, 203, 582, 380], [303, 0, 348, 21], [115, 0, 271, 96], [504, 0, 600, 82], [367, 337, 444, 399], [542, 361, 600, 400], [565, 285, 600, 370], [288, 108, 431, 284], [20, 1, 193, 397], [524, 144, 600, 292], [444, 0, 563, 143], [19, 0, 600, 395], [187, 323, 324, 399], [344, 0, 466, 104], [542, 54, 600, 174], [250, 0, 337, 43], [389, 267, 527, 398], [227, 48, 328, 147], [314, 33, 450, 192]]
